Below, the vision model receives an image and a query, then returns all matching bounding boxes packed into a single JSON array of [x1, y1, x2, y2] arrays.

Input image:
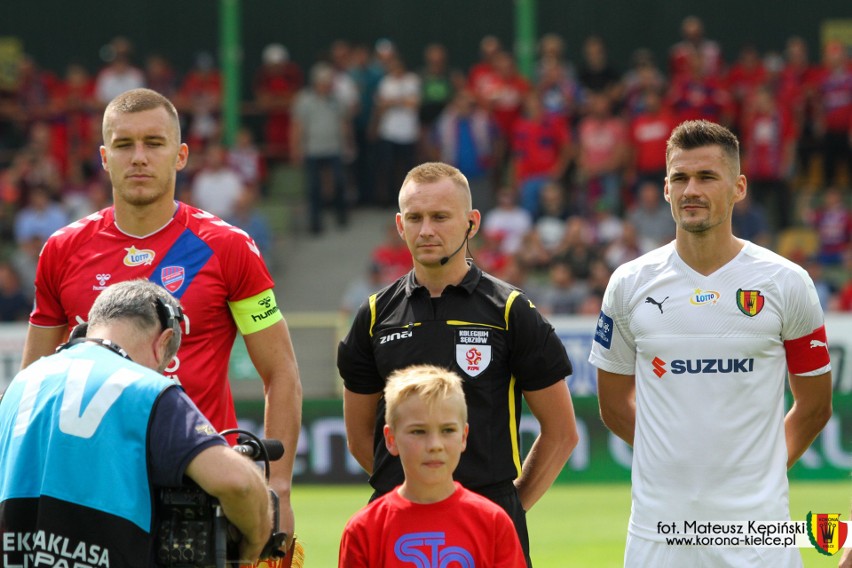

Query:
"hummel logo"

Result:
[[645, 296, 669, 314], [810, 339, 828, 349], [258, 297, 272, 309]]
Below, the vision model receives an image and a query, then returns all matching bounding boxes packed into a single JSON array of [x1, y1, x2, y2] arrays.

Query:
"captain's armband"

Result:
[[228, 289, 283, 335]]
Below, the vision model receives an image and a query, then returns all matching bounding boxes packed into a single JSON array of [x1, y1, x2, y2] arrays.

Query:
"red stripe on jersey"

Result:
[[784, 325, 830, 375]]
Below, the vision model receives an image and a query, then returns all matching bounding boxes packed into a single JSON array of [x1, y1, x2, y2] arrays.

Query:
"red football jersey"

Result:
[[31, 202, 276, 431]]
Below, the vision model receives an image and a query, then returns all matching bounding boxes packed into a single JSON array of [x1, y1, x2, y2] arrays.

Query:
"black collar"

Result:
[[403, 263, 483, 298]]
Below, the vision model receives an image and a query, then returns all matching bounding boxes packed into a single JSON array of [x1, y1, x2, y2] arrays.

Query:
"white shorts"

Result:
[[624, 534, 803, 568]]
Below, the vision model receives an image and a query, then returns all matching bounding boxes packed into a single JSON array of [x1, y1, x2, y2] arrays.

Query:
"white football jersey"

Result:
[[589, 241, 830, 542]]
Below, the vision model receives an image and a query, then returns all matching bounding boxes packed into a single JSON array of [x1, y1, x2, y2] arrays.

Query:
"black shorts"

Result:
[[475, 481, 532, 568]]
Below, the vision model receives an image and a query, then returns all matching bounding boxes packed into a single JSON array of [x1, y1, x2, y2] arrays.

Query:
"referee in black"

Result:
[[337, 162, 579, 567]]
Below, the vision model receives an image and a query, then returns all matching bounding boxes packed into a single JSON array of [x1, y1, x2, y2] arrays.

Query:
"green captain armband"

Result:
[[228, 289, 284, 335]]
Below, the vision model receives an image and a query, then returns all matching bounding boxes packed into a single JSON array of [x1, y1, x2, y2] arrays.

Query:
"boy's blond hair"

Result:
[[384, 365, 467, 428]]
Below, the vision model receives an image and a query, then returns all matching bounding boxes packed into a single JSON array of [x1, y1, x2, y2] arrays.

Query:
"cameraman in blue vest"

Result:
[[0, 279, 272, 567]]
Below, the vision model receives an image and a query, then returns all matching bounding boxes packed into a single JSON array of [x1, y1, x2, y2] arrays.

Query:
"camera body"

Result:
[[154, 433, 286, 568], [155, 485, 229, 567]]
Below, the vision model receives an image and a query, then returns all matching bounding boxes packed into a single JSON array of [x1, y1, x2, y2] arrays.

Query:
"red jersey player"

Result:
[[21, 88, 302, 552]]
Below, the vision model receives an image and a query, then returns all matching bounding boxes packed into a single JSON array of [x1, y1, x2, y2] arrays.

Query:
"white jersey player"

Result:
[[589, 120, 832, 567]]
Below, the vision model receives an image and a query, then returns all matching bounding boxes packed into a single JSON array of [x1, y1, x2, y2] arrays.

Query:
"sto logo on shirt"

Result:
[[395, 532, 474, 567]]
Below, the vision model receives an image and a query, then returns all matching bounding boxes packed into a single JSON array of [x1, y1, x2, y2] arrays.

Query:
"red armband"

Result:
[[784, 325, 830, 375]]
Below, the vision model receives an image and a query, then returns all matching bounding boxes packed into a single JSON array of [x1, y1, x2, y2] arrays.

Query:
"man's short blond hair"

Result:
[[102, 88, 181, 142], [384, 365, 467, 428], [399, 162, 472, 210]]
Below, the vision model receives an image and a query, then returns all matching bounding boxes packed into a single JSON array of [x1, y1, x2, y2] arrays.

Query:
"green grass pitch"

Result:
[[291, 481, 850, 567]]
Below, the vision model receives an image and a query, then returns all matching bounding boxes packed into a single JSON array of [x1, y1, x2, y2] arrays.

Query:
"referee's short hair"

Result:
[[400, 162, 472, 208]]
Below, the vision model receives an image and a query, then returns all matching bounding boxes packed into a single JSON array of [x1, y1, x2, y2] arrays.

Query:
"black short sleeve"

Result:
[[508, 293, 573, 391], [337, 301, 384, 394], [148, 387, 227, 487]]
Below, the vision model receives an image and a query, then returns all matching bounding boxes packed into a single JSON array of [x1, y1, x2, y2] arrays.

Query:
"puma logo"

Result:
[[645, 296, 669, 314], [810, 339, 828, 349]]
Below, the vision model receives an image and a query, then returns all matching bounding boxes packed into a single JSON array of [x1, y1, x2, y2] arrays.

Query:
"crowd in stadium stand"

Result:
[[1, 16, 851, 321]]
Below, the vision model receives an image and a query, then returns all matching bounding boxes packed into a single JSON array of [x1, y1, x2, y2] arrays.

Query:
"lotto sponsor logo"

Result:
[[123, 246, 156, 266], [651, 357, 755, 376], [690, 288, 720, 306]]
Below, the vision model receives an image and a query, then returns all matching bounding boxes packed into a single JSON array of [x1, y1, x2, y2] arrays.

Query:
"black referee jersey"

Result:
[[337, 263, 573, 495]]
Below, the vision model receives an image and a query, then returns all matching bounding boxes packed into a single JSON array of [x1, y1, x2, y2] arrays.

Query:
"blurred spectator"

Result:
[[253, 43, 304, 164], [467, 35, 503, 98], [482, 186, 533, 256], [16, 121, 63, 195], [10, 236, 40, 304], [176, 51, 222, 150], [64, 173, 111, 220], [228, 125, 265, 188], [479, 51, 530, 185], [190, 144, 244, 219], [803, 255, 835, 312], [803, 187, 852, 265], [373, 54, 420, 207], [512, 92, 573, 217], [13, 185, 67, 245], [627, 180, 675, 252], [432, 90, 496, 183], [603, 222, 642, 270], [553, 216, 599, 280], [340, 262, 384, 320], [0, 261, 29, 322], [49, 62, 98, 177], [622, 48, 667, 116], [471, 229, 510, 276], [535, 33, 575, 83], [291, 62, 350, 235], [628, 89, 676, 192], [11, 54, 59, 126], [726, 44, 767, 130], [94, 37, 145, 106], [813, 40, 852, 188], [536, 260, 590, 316], [144, 53, 178, 98], [575, 91, 630, 213], [536, 57, 582, 125], [781, 36, 823, 179], [586, 258, 613, 297], [578, 35, 622, 100], [740, 85, 796, 229], [667, 45, 733, 126], [328, 40, 360, 117], [516, 182, 573, 270], [225, 190, 272, 257], [669, 15, 723, 80], [371, 223, 412, 285], [348, 42, 384, 206], [732, 192, 772, 247], [418, 43, 463, 160]]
